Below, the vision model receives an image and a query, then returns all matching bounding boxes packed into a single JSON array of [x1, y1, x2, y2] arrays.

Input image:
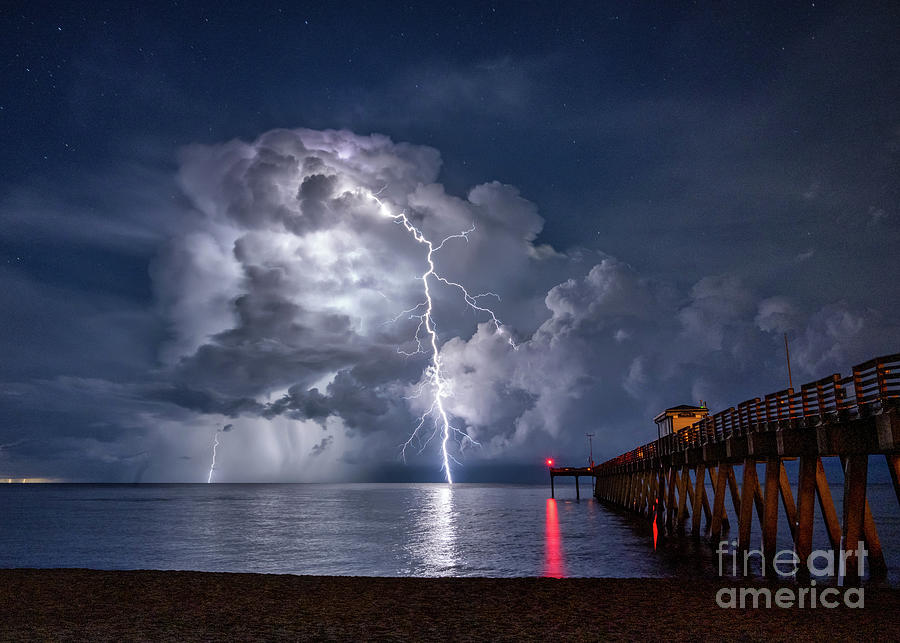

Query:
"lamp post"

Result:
[[586, 433, 594, 467]]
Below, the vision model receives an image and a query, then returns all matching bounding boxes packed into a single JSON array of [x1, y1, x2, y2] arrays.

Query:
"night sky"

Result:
[[2, 1, 899, 482]]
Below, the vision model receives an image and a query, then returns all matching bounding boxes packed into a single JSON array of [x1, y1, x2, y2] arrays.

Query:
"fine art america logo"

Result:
[[715, 540, 867, 609]]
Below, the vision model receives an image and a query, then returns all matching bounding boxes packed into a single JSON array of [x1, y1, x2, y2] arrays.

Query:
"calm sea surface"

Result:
[[1, 483, 898, 582]]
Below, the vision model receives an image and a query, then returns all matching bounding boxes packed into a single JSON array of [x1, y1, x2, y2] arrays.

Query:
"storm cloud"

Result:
[[140, 127, 900, 474], [2, 127, 898, 481]]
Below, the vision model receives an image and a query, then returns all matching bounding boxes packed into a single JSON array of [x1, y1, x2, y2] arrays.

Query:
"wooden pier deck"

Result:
[[549, 466, 593, 499], [590, 352, 900, 577]]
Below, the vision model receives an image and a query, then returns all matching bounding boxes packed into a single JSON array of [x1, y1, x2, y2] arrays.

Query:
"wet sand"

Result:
[[1, 569, 899, 641]]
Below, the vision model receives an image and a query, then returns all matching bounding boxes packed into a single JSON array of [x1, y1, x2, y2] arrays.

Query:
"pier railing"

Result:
[[598, 353, 900, 468]]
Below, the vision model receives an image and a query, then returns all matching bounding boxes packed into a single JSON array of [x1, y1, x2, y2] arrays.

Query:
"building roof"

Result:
[[653, 404, 708, 424]]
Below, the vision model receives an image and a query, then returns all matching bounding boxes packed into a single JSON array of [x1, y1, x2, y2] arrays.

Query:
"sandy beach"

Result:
[[1, 570, 898, 641]]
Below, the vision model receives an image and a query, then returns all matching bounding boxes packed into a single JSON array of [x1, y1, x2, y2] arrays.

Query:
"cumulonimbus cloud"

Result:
[[138, 127, 900, 477], [7, 127, 895, 481], [150, 128, 573, 470]]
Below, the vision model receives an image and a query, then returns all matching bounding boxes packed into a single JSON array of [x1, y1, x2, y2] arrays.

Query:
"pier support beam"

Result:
[[778, 462, 797, 543], [738, 459, 759, 552], [842, 455, 868, 579], [710, 463, 729, 542], [727, 467, 742, 521], [701, 467, 715, 532], [665, 466, 678, 536], [656, 467, 666, 540], [676, 466, 689, 533], [762, 457, 780, 565], [639, 471, 649, 515], [795, 456, 818, 564], [692, 464, 705, 537], [888, 454, 900, 509], [815, 458, 841, 552], [863, 498, 885, 573]]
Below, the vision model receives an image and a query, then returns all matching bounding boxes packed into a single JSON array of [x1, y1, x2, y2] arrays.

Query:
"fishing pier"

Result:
[[548, 465, 593, 500], [583, 352, 899, 576]]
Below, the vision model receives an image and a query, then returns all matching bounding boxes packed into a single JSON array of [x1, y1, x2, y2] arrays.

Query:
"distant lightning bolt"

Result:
[[207, 430, 220, 484], [364, 189, 515, 484]]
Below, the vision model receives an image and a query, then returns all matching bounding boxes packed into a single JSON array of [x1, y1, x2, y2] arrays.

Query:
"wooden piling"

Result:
[[778, 461, 797, 543], [665, 466, 678, 535], [888, 454, 900, 509], [726, 466, 741, 518], [656, 467, 666, 539], [794, 456, 817, 564], [701, 467, 714, 532], [738, 459, 758, 551], [814, 458, 842, 552], [842, 455, 868, 578], [862, 498, 885, 573], [692, 464, 705, 536], [710, 464, 729, 541], [676, 466, 689, 533], [648, 469, 658, 518], [762, 457, 780, 564]]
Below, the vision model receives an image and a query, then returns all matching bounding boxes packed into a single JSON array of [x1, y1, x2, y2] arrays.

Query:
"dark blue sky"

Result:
[[1, 1, 899, 481], [5, 2, 899, 292]]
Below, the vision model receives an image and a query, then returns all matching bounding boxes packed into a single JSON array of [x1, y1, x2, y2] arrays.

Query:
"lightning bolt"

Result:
[[207, 430, 220, 484], [364, 189, 515, 484]]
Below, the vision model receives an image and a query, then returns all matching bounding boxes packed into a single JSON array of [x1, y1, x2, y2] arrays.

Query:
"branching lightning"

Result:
[[365, 189, 515, 484], [207, 430, 220, 483]]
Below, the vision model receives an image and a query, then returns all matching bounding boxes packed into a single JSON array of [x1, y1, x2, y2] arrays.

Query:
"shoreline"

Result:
[[2, 570, 900, 640]]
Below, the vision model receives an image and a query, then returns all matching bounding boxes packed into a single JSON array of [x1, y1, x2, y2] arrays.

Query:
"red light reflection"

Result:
[[543, 498, 565, 578]]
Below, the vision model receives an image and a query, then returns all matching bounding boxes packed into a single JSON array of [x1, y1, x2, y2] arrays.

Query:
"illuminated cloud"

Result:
[[149, 128, 569, 475], [3, 127, 898, 481]]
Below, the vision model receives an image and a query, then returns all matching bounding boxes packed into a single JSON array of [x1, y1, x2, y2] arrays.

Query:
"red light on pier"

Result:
[[546, 458, 554, 467]]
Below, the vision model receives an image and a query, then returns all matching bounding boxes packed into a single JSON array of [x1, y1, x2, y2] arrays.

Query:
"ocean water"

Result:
[[1, 482, 898, 582]]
